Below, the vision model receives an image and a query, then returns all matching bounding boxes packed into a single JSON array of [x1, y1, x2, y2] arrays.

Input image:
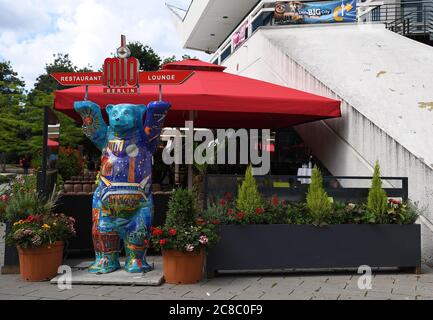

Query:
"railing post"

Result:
[[402, 177, 409, 202], [424, 9, 427, 34], [386, 4, 388, 22]]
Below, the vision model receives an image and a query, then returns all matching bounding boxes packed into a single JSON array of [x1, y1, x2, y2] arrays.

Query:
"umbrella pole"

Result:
[[188, 111, 194, 190]]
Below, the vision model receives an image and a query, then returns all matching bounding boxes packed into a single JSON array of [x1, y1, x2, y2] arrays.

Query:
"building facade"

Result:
[[169, 0, 433, 263]]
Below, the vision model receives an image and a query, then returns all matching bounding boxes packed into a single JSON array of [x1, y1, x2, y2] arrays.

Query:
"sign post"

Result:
[[51, 35, 194, 101]]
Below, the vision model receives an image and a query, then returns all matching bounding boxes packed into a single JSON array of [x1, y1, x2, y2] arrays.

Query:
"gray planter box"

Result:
[[206, 224, 421, 277]]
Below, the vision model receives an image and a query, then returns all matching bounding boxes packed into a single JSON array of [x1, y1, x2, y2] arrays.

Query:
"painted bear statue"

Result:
[[74, 100, 170, 274]]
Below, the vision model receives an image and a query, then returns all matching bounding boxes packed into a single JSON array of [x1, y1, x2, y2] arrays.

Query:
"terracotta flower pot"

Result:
[[17, 241, 64, 282], [162, 249, 205, 284]]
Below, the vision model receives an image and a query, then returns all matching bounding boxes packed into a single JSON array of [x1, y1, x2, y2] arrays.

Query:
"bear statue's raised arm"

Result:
[[74, 101, 108, 150], [143, 101, 171, 154]]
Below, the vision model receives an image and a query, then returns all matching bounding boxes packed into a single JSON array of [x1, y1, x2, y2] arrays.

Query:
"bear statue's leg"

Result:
[[124, 206, 153, 273], [88, 197, 121, 274]]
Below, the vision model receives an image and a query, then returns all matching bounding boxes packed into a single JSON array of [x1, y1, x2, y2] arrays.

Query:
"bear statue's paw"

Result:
[[124, 259, 153, 273], [88, 257, 121, 274]]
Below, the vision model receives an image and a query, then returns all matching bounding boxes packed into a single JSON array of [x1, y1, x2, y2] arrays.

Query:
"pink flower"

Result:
[[199, 235, 209, 245]]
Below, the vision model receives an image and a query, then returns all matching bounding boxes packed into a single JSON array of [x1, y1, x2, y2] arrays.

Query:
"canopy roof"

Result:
[[47, 139, 59, 148], [54, 59, 341, 129]]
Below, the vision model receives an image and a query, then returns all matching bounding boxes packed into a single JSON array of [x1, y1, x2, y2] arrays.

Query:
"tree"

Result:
[[367, 161, 388, 222], [306, 166, 332, 225], [0, 61, 25, 95], [28, 89, 85, 148], [162, 55, 177, 65], [236, 165, 264, 215], [0, 61, 26, 115], [32, 53, 92, 95], [28, 53, 89, 149], [162, 54, 196, 66], [127, 42, 161, 71], [0, 61, 30, 165]]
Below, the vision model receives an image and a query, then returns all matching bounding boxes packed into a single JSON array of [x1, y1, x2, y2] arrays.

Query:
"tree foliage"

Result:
[[306, 166, 332, 226], [128, 42, 161, 71], [236, 165, 264, 215], [165, 188, 198, 228], [367, 161, 388, 222]]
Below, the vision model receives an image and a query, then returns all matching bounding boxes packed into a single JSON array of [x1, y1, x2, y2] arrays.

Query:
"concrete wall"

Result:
[[221, 25, 433, 264]]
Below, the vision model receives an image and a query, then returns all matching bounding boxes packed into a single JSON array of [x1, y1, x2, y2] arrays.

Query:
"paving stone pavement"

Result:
[[2, 223, 433, 300]]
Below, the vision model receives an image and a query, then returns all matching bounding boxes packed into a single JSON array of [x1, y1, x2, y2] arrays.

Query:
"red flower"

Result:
[[212, 219, 220, 225], [389, 199, 402, 205], [159, 238, 168, 246], [0, 195, 9, 202], [144, 239, 150, 247], [219, 199, 227, 206], [168, 228, 177, 236], [152, 228, 163, 236], [236, 212, 245, 219], [256, 207, 264, 215], [271, 196, 279, 206], [227, 209, 234, 216], [224, 192, 233, 201], [26, 216, 35, 223]]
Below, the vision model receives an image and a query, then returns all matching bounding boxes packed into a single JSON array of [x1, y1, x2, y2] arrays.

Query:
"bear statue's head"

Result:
[[106, 104, 146, 134]]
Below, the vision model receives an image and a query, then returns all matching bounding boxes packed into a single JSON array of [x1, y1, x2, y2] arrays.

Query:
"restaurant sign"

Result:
[[51, 35, 194, 94], [273, 0, 357, 25]]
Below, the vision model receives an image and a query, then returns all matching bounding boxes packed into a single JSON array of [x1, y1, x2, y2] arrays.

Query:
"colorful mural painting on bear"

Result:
[[75, 100, 170, 273]]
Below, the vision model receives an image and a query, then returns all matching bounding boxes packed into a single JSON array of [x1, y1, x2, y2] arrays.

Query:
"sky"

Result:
[[0, 0, 208, 90]]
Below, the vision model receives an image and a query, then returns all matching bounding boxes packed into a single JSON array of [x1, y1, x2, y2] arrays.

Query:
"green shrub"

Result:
[[384, 199, 419, 224], [236, 165, 264, 216], [367, 162, 388, 223], [10, 174, 37, 195], [287, 202, 312, 224], [3, 193, 51, 223], [58, 152, 81, 181], [165, 188, 198, 228], [306, 166, 332, 226]]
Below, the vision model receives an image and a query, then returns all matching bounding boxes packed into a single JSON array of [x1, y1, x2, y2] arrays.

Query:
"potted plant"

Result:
[[203, 164, 421, 277], [150, 188, 217, 284], [4, 191, 76, 281]]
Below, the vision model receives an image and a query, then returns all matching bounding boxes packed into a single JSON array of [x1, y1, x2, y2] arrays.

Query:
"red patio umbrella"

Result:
[[53, 59, 341, 128], [47, 139, 59, 149]]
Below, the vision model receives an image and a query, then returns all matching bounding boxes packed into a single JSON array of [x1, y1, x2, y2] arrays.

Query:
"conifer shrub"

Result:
[[367, 161, 388, 223], [236, 165, 265, 216], [306, 166, 332, 226]]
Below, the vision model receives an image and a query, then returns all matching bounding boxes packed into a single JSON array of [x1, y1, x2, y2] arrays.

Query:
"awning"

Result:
[[54, 59, 341, 129], [47, 139, 59, 149]]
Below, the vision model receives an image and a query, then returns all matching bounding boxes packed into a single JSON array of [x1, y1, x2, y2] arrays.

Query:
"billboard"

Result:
[[273, 0, 357, 25]]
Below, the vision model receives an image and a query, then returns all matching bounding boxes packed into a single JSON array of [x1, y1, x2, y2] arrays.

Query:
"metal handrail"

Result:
[[211, 0, 433, 64], [385, 8, 433, 36]]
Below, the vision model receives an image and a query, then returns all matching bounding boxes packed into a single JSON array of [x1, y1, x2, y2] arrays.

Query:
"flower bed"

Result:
[[202, 164, 421, 277]]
